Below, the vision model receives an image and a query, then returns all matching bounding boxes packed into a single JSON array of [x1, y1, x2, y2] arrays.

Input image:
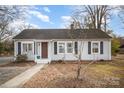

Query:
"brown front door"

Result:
[[41, 42, 48, 58]]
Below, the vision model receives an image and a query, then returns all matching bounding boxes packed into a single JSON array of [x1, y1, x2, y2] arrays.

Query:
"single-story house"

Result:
[[13, 28, 112, 63]]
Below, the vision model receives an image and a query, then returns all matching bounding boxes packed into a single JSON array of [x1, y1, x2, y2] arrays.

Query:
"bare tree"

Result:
[[67, 5, 117, 80], [118, 6, 124, 30], [73, 5, 117, 31], [0, 6, 30, 42], [11, 22, 38, 37], [67, 22, 95, 80]]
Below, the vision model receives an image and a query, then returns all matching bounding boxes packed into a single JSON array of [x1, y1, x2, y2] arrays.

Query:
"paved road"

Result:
[[0, 57, 14, 65]]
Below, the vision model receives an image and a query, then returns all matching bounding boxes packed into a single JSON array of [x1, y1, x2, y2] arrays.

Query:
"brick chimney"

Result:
[[70, 22, 74, 30]]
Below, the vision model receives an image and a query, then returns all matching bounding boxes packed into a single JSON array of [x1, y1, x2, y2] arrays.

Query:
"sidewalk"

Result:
[[0, 64, 45, 88]]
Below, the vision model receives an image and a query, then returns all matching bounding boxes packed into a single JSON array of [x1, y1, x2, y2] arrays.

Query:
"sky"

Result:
[[25, 5, 73, 29], [13, 5, 124, 36]]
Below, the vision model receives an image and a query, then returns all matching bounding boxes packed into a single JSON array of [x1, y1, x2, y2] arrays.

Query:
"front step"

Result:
[[36, 59, 50, 64]]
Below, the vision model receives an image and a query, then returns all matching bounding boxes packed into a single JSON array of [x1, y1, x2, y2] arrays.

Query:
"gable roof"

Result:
[[13, 29, 111, 39]]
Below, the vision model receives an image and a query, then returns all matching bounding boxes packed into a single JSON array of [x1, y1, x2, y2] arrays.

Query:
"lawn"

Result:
[[23, 55, 124, 88]]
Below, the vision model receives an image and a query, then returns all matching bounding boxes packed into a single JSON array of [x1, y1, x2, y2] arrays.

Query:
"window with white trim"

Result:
[[58, 43, 65, 53], [92, 42, 99, 53], [22, 43, 33, 54], [67, 43, 73, 53], [23, 44, 28, 53], [28, 44, 32, 51]]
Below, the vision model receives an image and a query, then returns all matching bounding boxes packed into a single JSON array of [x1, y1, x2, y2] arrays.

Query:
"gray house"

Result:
[[13, 29, 111, 63]]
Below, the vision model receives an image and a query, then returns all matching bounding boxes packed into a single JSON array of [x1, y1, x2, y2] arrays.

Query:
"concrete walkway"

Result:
[[0, 64, 45, 88]]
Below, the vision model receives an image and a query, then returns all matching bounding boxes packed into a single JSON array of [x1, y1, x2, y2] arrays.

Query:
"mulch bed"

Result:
[[23, 54, 124, 88], [23, 65, 63, 88], [23, 61, 124, 88]]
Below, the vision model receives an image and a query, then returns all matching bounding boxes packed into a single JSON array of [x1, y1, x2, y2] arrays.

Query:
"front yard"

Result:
[[23, 54, 124, 88]]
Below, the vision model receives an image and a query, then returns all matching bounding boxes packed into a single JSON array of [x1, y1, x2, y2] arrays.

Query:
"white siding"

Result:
[[35, 41, 52, 63], [81, 40, 111, 60], [14, 40, 35, 61], [14, 39, 111, 63], [51, 40, 111, 61], [21, 41, 34, 60], [51, 41, 78, 61]]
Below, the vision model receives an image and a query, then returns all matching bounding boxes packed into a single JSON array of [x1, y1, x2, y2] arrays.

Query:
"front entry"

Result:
[[41, 42, 48, 58]]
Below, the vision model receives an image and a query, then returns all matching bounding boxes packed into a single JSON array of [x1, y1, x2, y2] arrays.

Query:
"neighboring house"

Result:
[[13, 29, 112, 63]]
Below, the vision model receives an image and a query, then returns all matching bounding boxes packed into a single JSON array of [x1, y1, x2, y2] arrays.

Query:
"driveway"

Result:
[[0, 62, 36, 86], [0, 67, 28, 85], [0, 56, 14, 65], [0, 64, 45, 88]]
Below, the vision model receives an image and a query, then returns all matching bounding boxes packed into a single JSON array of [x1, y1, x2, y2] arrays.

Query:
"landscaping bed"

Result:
[[23, 54, 124, 88]]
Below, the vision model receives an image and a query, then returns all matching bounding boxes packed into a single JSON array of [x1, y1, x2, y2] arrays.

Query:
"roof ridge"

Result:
[[13, 29, 111, 39]]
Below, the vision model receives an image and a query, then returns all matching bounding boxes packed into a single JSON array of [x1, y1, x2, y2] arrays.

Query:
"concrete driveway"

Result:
[[0, 56, 14, 65], [0, 66, 29, 85], [0, 64, 45, 88]]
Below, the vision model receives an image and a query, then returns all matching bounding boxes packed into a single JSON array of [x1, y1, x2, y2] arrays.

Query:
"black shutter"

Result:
[[18, 42, 21, 55], [75, 42, 78, 54], [54, 42, 57, 54], [100, 41, 103, 54], [88, 42, 91, 54]]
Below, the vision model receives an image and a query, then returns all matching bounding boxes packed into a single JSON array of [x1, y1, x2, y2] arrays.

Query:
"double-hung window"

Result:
[[28, 44, 32, 51], [92, 42, 99, 54], [23, 44, 28, 53], [67, 43, 73, 53], [22, 43, 33, 54], [58, 42, 74, 54], [58, 43, 65, 53]]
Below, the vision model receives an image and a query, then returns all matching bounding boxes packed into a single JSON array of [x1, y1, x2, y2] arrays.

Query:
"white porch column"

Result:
[[14, 40, 17, 61], [34, 40, 36, 62]]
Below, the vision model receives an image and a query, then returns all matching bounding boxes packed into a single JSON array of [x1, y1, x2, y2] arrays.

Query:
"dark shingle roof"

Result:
[[13, 29, 111, 39]]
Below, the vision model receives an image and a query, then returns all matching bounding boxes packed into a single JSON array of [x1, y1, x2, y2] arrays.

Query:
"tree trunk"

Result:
[[76, 60, 81, 80]]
